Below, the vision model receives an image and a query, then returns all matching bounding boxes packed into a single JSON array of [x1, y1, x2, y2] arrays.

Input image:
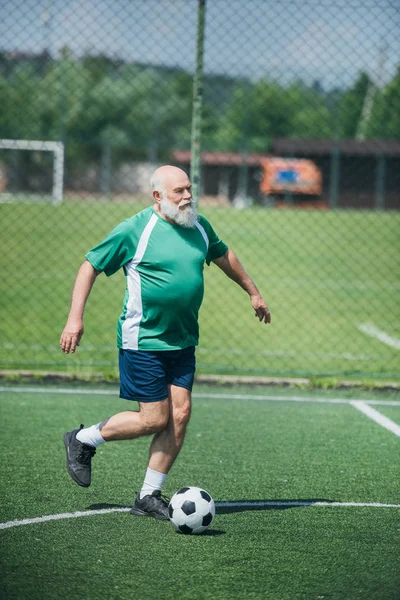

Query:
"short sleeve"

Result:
[[85, 219, 137, 277], [198, 216, 228, 265]]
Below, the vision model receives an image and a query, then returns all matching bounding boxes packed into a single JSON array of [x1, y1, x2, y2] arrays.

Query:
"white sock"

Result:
[[139, 468, 167, 499], [76, 423, 105, 448]]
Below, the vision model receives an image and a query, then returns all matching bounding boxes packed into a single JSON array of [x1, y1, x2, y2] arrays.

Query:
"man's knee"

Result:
[[140, 401, 169, 434], [173, 399, 191, 429]]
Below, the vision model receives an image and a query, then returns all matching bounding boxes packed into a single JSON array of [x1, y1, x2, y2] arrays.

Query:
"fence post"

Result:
[[329, 144, 340, 209], [375, 153, 385, 210], [190, 0, 206, 204], [100, 142, 111, 198]]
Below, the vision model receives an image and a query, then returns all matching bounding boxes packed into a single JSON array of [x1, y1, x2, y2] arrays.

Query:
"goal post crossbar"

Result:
[[0, 139, 64, 204]]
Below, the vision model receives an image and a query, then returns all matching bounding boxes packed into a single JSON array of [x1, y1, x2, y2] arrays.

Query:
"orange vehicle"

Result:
[[260, 157, 322, 196]]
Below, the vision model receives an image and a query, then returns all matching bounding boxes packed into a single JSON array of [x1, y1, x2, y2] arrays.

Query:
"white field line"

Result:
[[358, 323, 400, 350], [351, 401, 400, 437], [0, 508, 130, 530], [0, 386, 400, 406], [196, 393, 400, 407], [1, 501, 400, 530], [217, 501, 400, 508]]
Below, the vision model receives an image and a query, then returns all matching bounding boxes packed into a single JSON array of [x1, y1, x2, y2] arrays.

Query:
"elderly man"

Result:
[[60, 165, 271, 520]]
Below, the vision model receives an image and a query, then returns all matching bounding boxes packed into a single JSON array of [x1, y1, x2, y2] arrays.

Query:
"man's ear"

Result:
[[153, 190, 161, 202]]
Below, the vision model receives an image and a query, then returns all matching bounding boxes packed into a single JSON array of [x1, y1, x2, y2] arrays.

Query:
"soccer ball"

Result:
[[168, 486, 215, 535]]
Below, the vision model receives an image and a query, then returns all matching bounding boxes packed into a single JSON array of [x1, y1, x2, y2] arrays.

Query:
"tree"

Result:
[[213, 79, 335, 152], [368, 67, 400, 139], [337, 72, 370, 138], [289, 83, 334, 138]]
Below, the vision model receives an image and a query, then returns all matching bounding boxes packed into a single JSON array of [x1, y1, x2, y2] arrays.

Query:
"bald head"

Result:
[[151, 165, 197, 228], [151, 165, 189, 194]]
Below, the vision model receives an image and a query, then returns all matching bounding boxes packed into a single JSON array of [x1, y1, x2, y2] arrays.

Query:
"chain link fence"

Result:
[[1, 0, 399, 380]]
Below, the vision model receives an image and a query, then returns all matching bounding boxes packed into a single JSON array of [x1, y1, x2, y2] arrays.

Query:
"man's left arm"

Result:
[[213, 249, 271, 324]]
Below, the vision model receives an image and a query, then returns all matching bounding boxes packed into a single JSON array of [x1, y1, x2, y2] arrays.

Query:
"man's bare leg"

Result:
[[64, 400, 170, 489], [99, 400, 170, 441], [65, 388, 190, 519], [147, 385, 192, 474], [130, 386, 191, 519]]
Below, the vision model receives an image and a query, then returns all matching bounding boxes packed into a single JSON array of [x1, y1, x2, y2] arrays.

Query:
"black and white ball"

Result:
[[168, 486, 215, 534]]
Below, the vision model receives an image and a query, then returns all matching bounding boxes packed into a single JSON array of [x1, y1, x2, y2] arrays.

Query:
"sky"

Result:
[[0, 0, 399, 89]]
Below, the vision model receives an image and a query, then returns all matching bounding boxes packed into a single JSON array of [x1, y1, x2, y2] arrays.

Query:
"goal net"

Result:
[[0, 139, 64, 205]]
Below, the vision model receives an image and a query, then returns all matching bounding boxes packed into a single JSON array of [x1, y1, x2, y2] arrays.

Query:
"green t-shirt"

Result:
[[85, 207, 228, 351]]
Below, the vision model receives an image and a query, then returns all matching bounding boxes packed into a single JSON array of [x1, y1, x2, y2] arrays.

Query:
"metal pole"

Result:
[[190, 0, 206, 204], [100, 142, 111, 198], [284, 152, 294, 205], [375, 153, 385, 210], [53, 142, 64, 204], [236, 81, 251, 203], [237, 149, 249, 200], [329, 144, 340, 209]]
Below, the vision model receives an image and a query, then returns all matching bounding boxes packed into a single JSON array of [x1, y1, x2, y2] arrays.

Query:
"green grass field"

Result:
[[1, 200, 399, 379], [1, 383, 399, 599]]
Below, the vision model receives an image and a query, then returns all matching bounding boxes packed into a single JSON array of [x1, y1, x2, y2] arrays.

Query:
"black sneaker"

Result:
[[63, 425, 96, 488], [130, 490, 170, 520]]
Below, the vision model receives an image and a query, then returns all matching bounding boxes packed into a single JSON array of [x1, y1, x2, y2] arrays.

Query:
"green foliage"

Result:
[[290, 84, 334, 138], [2, 65, 42, 139], [338, 72, 370, 138], [309, 376, 340, 389], [1, 51, 399, 173], [369, 66, 400, 139]]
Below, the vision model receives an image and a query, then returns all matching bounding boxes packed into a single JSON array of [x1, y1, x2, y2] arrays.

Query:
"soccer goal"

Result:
[[0, 139, 64, 205]]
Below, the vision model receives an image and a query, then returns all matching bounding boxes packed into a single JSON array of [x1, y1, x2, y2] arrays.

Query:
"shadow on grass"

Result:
[[86, 502, 226, 535], [216, 499, 335, 513], [87, 498, 335, 514], [84, 499, 335, 536]]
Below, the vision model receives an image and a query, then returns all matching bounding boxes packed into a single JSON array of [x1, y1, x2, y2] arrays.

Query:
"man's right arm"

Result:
[[60, 260, 100, 354]]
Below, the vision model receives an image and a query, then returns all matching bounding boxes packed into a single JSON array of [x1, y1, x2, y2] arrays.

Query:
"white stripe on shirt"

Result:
[[121, 213, 158, 349]]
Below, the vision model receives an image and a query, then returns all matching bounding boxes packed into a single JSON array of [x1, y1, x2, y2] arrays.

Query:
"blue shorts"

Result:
[[119, 346, 196, 402]]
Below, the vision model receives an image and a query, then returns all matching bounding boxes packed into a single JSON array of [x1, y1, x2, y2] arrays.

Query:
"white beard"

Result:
[[159, 197, 198, 228]]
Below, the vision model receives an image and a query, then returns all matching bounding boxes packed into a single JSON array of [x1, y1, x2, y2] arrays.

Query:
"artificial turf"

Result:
[[1, 384, 399, 599]]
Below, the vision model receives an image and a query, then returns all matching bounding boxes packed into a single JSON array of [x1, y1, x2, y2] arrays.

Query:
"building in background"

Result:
[[172, 140, 400, 210]]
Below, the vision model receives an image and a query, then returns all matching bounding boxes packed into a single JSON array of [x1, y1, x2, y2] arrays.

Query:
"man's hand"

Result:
[[251, 294, 271, 324], [60, 318, 84, 353], [59, 260, 99, 354], [213, 250, 271, 325]]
